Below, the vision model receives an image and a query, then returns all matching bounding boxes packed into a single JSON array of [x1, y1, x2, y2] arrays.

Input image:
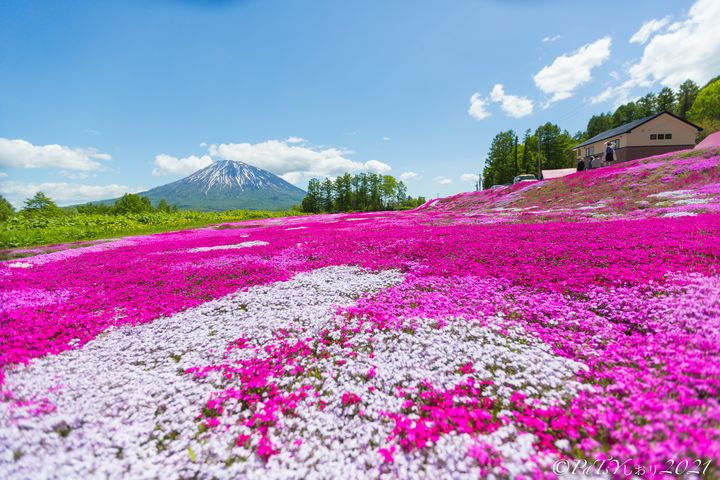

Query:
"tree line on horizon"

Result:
[[301, 173, 426, 213], [481, 76, 719, 188], [0, 192, 179, 221]]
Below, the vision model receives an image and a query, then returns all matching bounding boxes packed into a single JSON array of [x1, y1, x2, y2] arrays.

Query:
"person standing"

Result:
[[604, 141, 615, 164], [588, 156, 594, 169], [577, 157, 586, 171]]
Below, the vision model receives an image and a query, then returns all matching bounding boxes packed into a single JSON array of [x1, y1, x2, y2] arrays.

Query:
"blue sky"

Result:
[[1, 0, 719, 207]]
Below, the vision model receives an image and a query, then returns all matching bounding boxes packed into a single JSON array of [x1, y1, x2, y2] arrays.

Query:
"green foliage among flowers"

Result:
[[0, 206, 302, 250]]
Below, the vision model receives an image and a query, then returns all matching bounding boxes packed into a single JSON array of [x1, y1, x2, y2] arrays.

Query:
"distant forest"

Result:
[[301, 173, 426, 213], [481, 76, 720, 189]]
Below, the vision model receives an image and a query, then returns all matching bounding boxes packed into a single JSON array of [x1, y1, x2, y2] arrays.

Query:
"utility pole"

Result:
[[537, 129, 542, 180]]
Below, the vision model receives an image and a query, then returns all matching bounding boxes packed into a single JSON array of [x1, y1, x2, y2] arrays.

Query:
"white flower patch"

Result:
[[648, 190, 694, 199], [6, 239, 138, 267], [577, 203, 606, 210], [0, 288, 71, 313], [285, 226, 307, 230], [257, 319, 588, 479], [661, 211, 698, 218], [0, 267, 403, 480], [6, 262, 32, 269], [671, 198, 709, 205], [187, 241, 269, 253]]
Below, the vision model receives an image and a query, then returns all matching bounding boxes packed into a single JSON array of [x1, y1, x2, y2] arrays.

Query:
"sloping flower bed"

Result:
[[2, 152, 720, 478]]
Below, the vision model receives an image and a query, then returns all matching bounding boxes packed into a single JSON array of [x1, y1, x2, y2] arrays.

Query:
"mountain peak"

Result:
[[136, 160, 306, 211]]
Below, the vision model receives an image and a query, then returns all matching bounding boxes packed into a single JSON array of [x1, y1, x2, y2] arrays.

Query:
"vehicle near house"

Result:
[[573, 111, 702, 164], [513, 174, 537, 184]]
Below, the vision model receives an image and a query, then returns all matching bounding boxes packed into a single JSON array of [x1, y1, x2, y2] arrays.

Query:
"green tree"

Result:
[[537, 123, 575, 170], [395, 181, 408, 206], [586, 113, 613, 138], [333, 174, 353, 212], [636, 93, 657, 117], [380, 175, 399, 208], [519, 129, 536, 176], [23, 191, 61, 215], [302, 173, 413, 213], [675, 79, 700, 119], [0, 195, 15, 221], [301, 178, 322, 213], [352, 173, 369, 211], [368, 174, 383, 211], [655, 87, 676, 112], [321, 178, 334, 212], [155, 199, 173, 213], [687, 77, 720, 137], [612, 102, 639, 127], [77, 202, 111, 214], [482, 130, 517, 188], [112, 193, 152, 214]]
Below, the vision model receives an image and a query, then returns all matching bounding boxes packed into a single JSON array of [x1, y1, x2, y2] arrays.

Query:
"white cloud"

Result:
[[542, 35, 561, 43], [489, 84, 534, 118], [364, 159, 391, 174], [382, 136, 391, 141], [590, 86, 617, 105], [0, 172, 7, 178], [460, 173, 478, 182], [399, 171, 421, 182], [208, 139, 391, 184], [280, 172, 304, 184], [0, 181, 141, 208], [199, 142, 208, 148], [468, 93, 491, 120], [59, 171, 94, 180], [625, 0, 720, 89], [152, 154, 213, 176], [593, 0, 720, 106], [0, 138, 111, 171], [435, 176, 452, 185], [629, 16, 671, 44], [590, 83, 636, 106], [286, 136, 306, 144], [533, 37, 611, 104]]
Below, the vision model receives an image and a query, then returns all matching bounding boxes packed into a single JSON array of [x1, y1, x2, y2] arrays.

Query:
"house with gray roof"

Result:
[[573, 111, 702, 164]]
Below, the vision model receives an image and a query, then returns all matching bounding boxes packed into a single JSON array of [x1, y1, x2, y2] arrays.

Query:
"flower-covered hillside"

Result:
[[424, 147, 720, 223], [1, 150, 720, 479]]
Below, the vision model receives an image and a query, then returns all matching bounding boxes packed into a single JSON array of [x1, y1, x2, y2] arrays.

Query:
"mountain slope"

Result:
[[139, 160, 306, 211]]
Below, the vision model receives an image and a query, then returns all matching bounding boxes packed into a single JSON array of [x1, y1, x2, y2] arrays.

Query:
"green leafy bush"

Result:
[[0, 209, 304, 249]]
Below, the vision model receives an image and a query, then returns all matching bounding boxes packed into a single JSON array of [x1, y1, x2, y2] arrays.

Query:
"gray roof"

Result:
[[574, 111, 702, 149]]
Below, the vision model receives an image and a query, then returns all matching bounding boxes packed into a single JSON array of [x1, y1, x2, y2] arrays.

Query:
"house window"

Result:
[[650, 134, 657, 140], [612, 139, 620, 149], [666, 133, 672, 140], [658, 134, 665, 140], [585, 147, 594, 156]]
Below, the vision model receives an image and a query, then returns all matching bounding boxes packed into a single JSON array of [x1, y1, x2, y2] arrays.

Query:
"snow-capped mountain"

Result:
[[137, 160, 306, 211]]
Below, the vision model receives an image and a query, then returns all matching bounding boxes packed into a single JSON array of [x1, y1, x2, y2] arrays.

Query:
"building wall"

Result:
[[625, 114, 698, 147], [619, 145, 695, 162], [576, 137, 623, 159]]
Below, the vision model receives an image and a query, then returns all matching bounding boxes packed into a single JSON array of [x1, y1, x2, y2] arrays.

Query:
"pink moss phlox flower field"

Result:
[[1, 151, 720, 478]]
